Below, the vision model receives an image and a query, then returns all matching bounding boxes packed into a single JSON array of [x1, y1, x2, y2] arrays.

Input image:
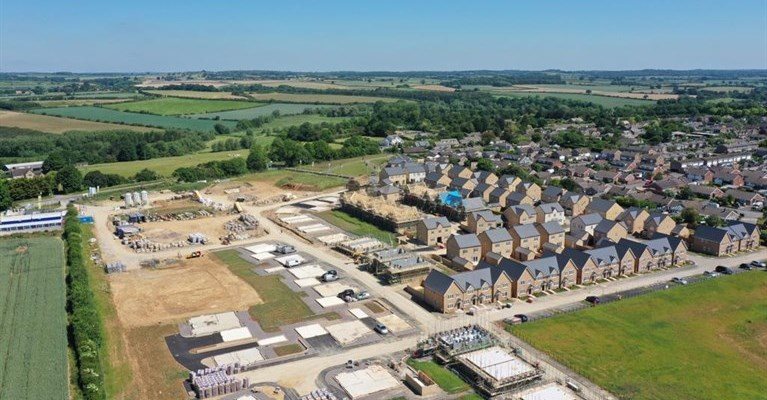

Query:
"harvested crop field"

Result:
[[105, 97, 260, 116], [412, 84, 456, 92], [0, 109, 157, 133], [190, 103, 333, 120], [109, 256, 262, 327], [0, 236, 67, 400], [248, 92, 400, 104], [80, 149, 245, 177], [144, 90, 248, 99], [123, 324, 187, 399], [30, 106, 237, 131]]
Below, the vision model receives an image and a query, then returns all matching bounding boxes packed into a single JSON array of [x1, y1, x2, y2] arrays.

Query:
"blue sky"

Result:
[[2, 0, 766, 72]]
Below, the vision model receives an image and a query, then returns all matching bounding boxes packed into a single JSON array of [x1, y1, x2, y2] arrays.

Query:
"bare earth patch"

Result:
[[110, 256, 262, 327]]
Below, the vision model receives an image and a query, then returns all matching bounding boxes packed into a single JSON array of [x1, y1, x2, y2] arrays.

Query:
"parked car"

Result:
[[671, 277, 688, 285], [356, 291, 370, 300], [374, 323, 389, 335], [739, 263, 753, 270], [338, 289, 355, 299], [275, 244, 296, 254], [703, 271, 721, 277], [514, 314, 529, 323], [321, 270, 339, 282], [715, 265, 733, 275], [585, 296, 600, 304], [750, 260, 767, 268], [346, 360, 354, 368]]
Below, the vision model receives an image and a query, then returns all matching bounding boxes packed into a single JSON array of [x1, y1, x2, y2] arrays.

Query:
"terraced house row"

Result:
[[422, 234, 687, 313]]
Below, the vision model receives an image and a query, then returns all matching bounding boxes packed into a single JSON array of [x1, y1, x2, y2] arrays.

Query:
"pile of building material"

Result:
[[123, 238, 188, 252], [223, 214, 260, 242], [145, 209, 213, 222], [188, 233, 208, 244], [190, 365, 250, 399], [105, 261, 126, 274], [299, 388, 338, 400]]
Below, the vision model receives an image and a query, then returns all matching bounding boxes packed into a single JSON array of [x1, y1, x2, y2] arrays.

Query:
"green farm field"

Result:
[[248, 92, 400, 104], [0, 236, 67, 400], [144, 90, 248, 99], [104, 97, 259, 115], [79, 149, 246, 177], [30, 106, 237, 131], [191, 103, 334, 120], [510, 271, 767, 400]]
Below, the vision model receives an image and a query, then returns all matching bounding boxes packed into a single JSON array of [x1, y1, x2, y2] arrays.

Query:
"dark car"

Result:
[[715, 265, 733, 275], [739, 263, 753, 270], [514, 314, 529, 323], [338, 289, 355, 299], [585, 296, 601, 304]]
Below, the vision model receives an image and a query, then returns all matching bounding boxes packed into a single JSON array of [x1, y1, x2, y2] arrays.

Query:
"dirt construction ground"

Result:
[[138, 214, 234, 244], [110, 256, 262, 327]]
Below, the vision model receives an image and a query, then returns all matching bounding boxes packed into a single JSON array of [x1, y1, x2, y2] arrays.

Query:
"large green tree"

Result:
[[0, 179, 12, 211], [246, 144, 270, 172], [55, 165, 83, 194]]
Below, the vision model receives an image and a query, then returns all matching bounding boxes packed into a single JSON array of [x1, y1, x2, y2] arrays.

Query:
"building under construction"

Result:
[[340, 191, 422, 232], [366, 247, 435, 284], [414, 325, 543, 398]]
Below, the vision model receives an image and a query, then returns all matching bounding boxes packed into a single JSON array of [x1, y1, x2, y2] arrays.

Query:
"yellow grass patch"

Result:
[[0, 110, 158, 133]]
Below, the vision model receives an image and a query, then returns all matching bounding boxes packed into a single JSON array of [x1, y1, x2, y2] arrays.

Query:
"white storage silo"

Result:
[[132, 191, 142, 206], [140, 190, 149, 206], [124, 193, 134, 208]]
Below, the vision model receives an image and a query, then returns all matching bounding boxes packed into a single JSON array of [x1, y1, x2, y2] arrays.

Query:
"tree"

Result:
[[705, 215, 724, 227], [680, 207, 699, 225], [214, 123, 230, 135], [0, 179, 11, 211], [133, 168, 159, 182], [42, 151, 68, 173], [55, 165, 83, 193], [676, 186, 694, 200], [246, 144, 269, 172], [475, 158, 496, 172]]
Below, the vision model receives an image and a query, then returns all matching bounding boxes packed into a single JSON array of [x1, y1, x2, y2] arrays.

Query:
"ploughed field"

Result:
[[0, 237, 68, 400], [509, 271, 767, 400]]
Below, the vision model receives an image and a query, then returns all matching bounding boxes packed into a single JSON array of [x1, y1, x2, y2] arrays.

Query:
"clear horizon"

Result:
[[2, 0, 766, 73]]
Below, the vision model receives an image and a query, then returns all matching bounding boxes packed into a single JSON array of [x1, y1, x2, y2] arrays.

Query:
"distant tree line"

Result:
[[0, 127, 212, 165]]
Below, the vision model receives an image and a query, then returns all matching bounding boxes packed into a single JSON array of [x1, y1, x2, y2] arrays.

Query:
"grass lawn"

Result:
[[79, 149, 246, 177], [241, 169, 348, 191], [459, 394, 484, 400], [406, 359, 470, 394], [305, 154, 389, 177], [82, 227, 135, 399], [317, 210, 397, 245], [510, 271, 767, 400], [254, 114, 352, 132], [144, 90, 248, 100], [273, 343, 305, 356], [105, 97, 260, 115], [212, 250, 339, 332]]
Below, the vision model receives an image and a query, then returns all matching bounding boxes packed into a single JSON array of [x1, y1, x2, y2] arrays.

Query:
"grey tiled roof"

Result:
[[587, 198, 619, 213], [594, 219, 624, 234], [422, 216, 451, 230], [511, 223, 540, 239], [585, 246, 620, 266], [472, 210, 501, 223], [481, 227, 512, 243], [537, 221, 565, 235], [573, 213, 604, 227], [451, 233, 481, 248], [462, 197, 488, 212], [537, 202, 564, 214], [423, 269, 457, 295], [509, 204, 536, 217]]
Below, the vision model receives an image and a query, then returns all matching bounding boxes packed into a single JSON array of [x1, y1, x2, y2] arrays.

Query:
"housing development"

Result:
[[2, 3, 767, 400]]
